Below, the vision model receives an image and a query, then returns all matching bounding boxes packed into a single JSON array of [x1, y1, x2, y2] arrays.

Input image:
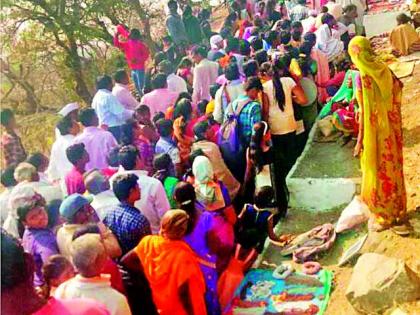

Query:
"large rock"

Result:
[[346, 253, 420, 314]]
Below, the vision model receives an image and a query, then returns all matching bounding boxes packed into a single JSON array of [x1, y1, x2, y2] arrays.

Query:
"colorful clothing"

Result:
[[103, 202, 151, 255], [133, 137, 154, 175], [184, 211, 220, 315], [135, 235, 207, 315], [22, 228, 59, 286], [33, 297, 110, 315], [173, 116, 194, 165], [113, 26, 149, 71], [1, 130, 26, 167], [348, 36, 406, 226], [64, 166, 86, 195]]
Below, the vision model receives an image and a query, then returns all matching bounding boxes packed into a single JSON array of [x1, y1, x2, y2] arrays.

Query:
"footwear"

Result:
[[391, 223, 411, 236]]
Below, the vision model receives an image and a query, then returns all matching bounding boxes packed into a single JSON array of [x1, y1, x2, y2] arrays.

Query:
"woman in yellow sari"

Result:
[[348, 36, 408, 233]]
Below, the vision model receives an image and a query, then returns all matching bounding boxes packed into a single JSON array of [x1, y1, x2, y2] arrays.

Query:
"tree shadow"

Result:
[[403, 125, 420, 148]]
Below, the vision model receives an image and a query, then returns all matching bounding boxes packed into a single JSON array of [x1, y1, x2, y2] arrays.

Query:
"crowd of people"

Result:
[[1, 0, 414, 314]]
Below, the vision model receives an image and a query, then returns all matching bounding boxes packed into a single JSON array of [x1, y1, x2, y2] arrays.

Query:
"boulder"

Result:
[[346, 253, 420, 314]]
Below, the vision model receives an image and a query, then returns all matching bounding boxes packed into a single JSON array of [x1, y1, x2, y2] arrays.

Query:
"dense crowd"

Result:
[[1, 0, 416, 314]]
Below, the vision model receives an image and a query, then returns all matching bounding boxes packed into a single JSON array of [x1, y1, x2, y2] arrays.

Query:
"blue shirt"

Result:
[[91, 89, 133, 127], [155, 137, 181, 165], [229, 95, 262, 146], [103, 202, 151, 255]]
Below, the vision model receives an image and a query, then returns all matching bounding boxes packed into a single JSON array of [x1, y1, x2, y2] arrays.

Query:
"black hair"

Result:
[[321, 6, 328, 13], [113, 69, 128, 83], [280, 31, 291, 45], [78, 108, 97, 127], [17, 194, 47, 225], [299, 40, 313, 57], [272, 57, 288, 111], [396, 13, 411, 24], [244, 76, 263, 92], [239, 40, 251, 56], [265, 30, 279, 46], [158, 60, 173, 75], [152, 153, 174, 183], [0, 109, 14, 127], [107, 145, 121, 167], [178, 56, 193, 69], [243, 60, 259, 78], [250, 37, 264, 51], [173, 181, 197, 233], [136, 104, 151, 116], [249, 121, 267, 173], [191, 45, 208, 58], [292, 30, 302, 42], [291, 21, 303, 30], [183, 4, 193, 16], [66, 143, 87, 165], [254, 186, 276, 209], [1, 230, 30, 289], [303, 32, 317, 46], [254, 49, 268, 66], [129, 28, 141, 40], [156, 119, 173, 137], [173, 98, 193, 120], [96, 75, 113, 90], [226, 38, 240, 54], [152, 112, 165, 125], [343, 3, 357, 13], [117, 145, 139, 170], [321, 13, 334, 24], [26, 153, 48, 171], [197, 100, 209, 116], [224, 62, 240, 81], [175, 92, 192, 105], [72, 223, 100, 241], [120, 118, 138, 146], [280, 20, 291, 31], [1, 164, 17, 187], [112, 173, 139, 201], [56, 116, 74, 136], [210, 84, 221, 99], [193, 120, 210, 140], [168, 0, 178, 10], [188, 149, 206, 166], [151, 73, 167, 89], [42, 254, 73, 297]]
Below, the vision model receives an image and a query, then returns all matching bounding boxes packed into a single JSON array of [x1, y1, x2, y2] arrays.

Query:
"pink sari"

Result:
[[311, 48, 330, 103]]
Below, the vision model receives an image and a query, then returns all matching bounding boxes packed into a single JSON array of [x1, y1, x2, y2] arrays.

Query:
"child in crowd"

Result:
[[64, 143, 89, 195], [134, 104, 159, 143], [17, 189, 59, 288], [26, 153, 50, 184], [235, 186, 287, 253], [155, 118, 182, 176], [152, 153, 179, 208], [42, 255, 75, 298]]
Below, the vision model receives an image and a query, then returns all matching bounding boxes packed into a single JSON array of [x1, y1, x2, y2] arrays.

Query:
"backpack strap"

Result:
[[233, 98, 252, 117]]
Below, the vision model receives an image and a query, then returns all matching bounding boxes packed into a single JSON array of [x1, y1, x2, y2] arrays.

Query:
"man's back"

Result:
[[74, 127, 117, 171], [92, 89, 130, 128], [193, 59, 219, 103], [140, 88, 178, 117], [166, 13, 188, 45]]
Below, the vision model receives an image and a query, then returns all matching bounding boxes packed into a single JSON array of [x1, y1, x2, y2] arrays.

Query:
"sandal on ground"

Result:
[[391, 223, 412, 236]]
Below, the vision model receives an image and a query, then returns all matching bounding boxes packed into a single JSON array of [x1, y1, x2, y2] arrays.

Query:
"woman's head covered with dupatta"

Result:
[[348, 36, 393, 100]]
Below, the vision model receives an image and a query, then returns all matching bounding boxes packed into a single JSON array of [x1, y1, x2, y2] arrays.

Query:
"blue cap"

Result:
[[59, 194, 93, 220]]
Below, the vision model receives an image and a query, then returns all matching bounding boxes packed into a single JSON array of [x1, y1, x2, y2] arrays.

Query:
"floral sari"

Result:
[[348, 36, 406, 227]]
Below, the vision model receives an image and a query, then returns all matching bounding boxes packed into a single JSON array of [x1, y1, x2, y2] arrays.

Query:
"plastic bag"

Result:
[[335, 196, 369, 233], [318, 116, 334, 137]]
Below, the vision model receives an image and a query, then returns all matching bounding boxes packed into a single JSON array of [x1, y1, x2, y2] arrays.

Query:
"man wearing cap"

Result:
[[84, 169, 119, 220], [55, 102, 79, 139], [208, 34, 226, 61]]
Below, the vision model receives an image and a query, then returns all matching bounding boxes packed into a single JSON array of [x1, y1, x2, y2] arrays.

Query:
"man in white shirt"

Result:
[[157, 60, 188, 94], [191, 45, 219, 104], [55, 102, 79, 139], [110, 145, 170, 234], [84, 169, 119, 220], [112, 69, 139, 111], [55, 233, 132, 315], [74, 108, 118, 171], [47, 116, 80, 185], [91, 75, 133, 142]]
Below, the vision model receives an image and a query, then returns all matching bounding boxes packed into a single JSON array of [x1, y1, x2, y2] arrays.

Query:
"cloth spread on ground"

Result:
[[226, 268, 333, 315]]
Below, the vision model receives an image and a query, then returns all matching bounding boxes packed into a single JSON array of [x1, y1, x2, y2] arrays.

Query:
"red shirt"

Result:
[[33, 297, 110, 315]]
